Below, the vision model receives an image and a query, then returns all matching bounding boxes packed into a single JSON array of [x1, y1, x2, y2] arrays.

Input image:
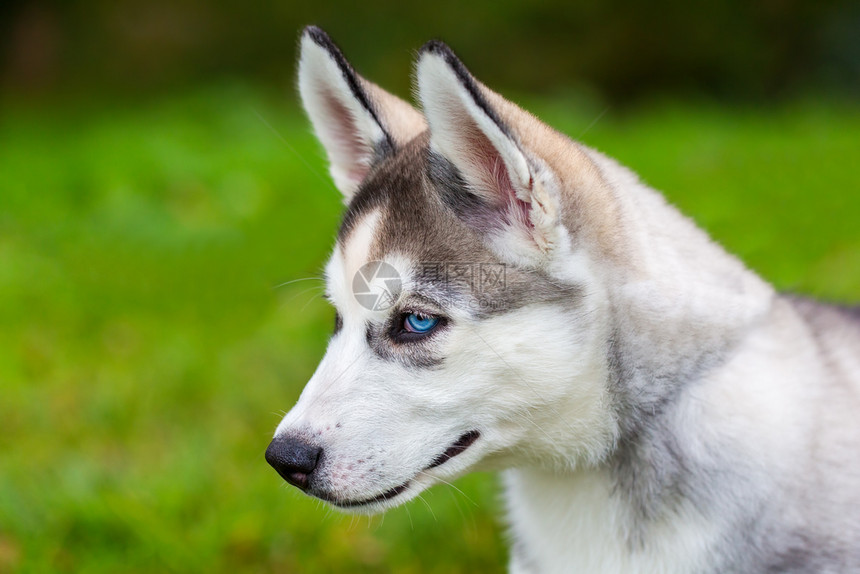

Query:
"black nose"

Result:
[[265, 435, 322, 491]]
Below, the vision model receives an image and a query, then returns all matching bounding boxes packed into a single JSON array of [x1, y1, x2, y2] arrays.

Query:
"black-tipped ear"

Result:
[[416, 41, 561, 264], [418, 41, 515, 144], [298, 27, 425, 202]]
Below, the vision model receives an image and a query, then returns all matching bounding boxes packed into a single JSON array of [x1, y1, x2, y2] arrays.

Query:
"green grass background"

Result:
[[1, 86, 859, 573]]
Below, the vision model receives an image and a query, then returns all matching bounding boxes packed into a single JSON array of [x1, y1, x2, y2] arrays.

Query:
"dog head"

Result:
[[265, 26, 621, 513]]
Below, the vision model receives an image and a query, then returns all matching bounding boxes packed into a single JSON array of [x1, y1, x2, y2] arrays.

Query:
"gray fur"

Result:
[[367, 89, 857, 574], [342, 136, 581, 322], [274, 28, 860, 574]]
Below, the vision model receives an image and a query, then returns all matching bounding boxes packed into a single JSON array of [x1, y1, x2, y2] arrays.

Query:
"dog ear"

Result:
[[298, 26, 426, 202], [416, 41, 564, 266]]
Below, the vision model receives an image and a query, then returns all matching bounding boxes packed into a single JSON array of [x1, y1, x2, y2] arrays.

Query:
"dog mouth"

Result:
[[325, 481, 411, 509], [425, 429, 481, 469], [326, 430, 481, 509]]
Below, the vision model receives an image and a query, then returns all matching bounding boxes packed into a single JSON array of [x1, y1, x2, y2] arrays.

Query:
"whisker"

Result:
[[416, 493, 437, 521], [283, 285, 325, 304], [404, 505, 414, 531], [272, 276, 324, 290], [416, 471, 479, 508], [300, 291, 324, 313]]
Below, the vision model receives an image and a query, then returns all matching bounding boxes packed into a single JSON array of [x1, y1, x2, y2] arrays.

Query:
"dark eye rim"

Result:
[[390, 311, 447, 343]]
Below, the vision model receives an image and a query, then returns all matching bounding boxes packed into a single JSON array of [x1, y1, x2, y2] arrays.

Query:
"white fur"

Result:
[[274, 30, 860, 573], [279, 207, 617, 511], [505, 468, 721, 574]]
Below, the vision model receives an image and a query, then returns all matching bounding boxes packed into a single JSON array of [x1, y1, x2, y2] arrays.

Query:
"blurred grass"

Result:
[[0, 84, 858, 573]]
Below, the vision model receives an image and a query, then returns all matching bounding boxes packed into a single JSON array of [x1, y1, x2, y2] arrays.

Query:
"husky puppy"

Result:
[[266, 26, 860, 573]]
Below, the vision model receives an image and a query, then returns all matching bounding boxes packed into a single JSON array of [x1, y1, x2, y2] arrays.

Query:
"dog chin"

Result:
[[316, 474, 433, 515], [330, 484, 422, 514]]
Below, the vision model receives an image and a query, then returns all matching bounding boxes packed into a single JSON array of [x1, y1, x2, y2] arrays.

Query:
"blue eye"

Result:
[[403, 313, 440, 334]]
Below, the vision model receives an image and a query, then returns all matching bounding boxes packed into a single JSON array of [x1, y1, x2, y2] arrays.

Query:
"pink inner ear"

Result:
[[465, 126, 532, 230], [321, 91, 374, 184]]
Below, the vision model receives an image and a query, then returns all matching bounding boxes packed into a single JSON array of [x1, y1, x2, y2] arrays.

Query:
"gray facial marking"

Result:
[[427, 150, 497, 234], [340, 133, 583, 318], [365, 317, 447, 369], [335, 133, 585, 370]]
